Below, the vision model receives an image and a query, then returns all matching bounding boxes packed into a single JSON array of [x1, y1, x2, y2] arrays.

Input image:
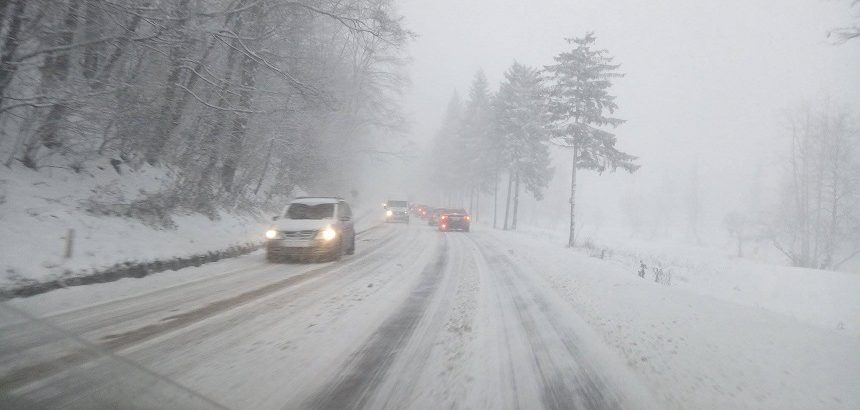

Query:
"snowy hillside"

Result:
[[0, 164, 266, 292]]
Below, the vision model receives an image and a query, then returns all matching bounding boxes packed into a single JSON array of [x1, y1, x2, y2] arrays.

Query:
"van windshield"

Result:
[[387, 201, 407, 208], [286, 203, 335, 220]]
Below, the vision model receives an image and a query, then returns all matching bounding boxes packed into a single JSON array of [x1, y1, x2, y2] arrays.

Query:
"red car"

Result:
[[413, 204, 430, 218], [438, 209, 470, 232]]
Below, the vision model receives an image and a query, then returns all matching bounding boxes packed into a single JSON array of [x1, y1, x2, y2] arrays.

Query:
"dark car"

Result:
[[428, 208, 443, 226], [438, 208, 470, 232]]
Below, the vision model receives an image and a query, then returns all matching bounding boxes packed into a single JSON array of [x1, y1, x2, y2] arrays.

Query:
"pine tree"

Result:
[[545, 33, 639, 246], [494, 62, 553, 230], [428, 91, 464, 205], [461, 70, 493, 214]]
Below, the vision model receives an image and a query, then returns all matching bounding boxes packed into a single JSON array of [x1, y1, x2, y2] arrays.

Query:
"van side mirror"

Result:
[[272, 215, 280, 221]]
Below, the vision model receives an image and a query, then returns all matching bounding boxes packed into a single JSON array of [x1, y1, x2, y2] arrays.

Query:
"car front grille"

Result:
[[281, 230, 317, 240]]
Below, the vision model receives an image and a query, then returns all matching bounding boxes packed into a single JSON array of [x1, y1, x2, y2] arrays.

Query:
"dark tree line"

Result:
[[0, 0, 411, 216]]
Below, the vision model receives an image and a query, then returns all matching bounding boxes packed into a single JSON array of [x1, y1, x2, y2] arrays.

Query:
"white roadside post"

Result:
[[64, 228, 74, 259]]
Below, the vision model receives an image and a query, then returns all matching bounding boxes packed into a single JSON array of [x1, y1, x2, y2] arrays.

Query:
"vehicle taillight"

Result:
[[441, 215, 447, 220], [465, 215, 471, 221], [441, 224, 447, 229]]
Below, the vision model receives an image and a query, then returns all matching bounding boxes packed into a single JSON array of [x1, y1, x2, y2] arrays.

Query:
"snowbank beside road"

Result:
[[0, 165, 266, 291], [480, 227, 860, 409], [512, 225, 860, 336], [0, 164, 381, 295]]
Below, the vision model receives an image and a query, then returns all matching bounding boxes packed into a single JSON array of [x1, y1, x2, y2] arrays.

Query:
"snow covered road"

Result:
[[0, 222, 654, 409], [3, 221, 856, 409]]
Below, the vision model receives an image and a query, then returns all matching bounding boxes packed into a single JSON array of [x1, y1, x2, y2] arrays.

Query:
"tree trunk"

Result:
[[800, 108, 811, 266], [511, 171, 520, 230], [93, 5, 148, 88], [222, 2, 263, 192], [0, 0, 26, 101], [475, 190, 480, 223], [188, 24, 240, 209], [81, 0, 101, 80], [826, 142, 840, 269], [22, 0, 81, 167], [503, 171, 513, 230], [812, 108, 828, 266], [147, 53, 183, 163], [146, 0, 191, 164], [254, 138, 275, 195], [493, 166, 499, 229], [468, 187, 474, 215], [568, 147, 578, 247]]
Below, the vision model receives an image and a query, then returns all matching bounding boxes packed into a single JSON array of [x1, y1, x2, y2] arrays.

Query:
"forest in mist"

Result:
[[412, 1, 860, 271], [0, 0, 411, 216], [1, 0, 859, 272]]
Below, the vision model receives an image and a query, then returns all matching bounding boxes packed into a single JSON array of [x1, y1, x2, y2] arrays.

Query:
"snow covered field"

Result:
[[1, 222, 856, 408]]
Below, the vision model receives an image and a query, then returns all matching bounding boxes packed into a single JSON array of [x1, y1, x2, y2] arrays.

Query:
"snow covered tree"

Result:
[[725, 211, 768, 257], [544, 33, 639, 247], [0, 0, 412, 216], [494, 62, 552, 230], [427, 91, 465, 204], [770, 101, 860, 269], [461, 70, 494, 216]]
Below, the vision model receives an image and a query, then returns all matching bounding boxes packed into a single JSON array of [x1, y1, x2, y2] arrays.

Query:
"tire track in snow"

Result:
[[0, 224, 389, 359], [304, 235, 449, 409], [0, 225, 401, 392], [467, 233, 622, 410], [392, 231, 481, 408], [366, 231, 475, 409], [2, 225, 427, 408]]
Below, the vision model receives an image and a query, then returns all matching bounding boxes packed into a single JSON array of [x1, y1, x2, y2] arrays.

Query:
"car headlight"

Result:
[[317, 226, 337, 241], [386, 210, 393, 217], [265, 229, 278, 239]]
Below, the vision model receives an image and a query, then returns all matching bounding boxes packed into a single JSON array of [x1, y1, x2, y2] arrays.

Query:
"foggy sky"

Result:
[[396, 0, 860, 236]]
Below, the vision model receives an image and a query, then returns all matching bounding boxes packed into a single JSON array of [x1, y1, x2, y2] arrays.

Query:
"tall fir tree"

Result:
[[461, 70, 493, 215], [495, 61, 553, 230], [545, 33, 639, 246], [428, 91, 464, 205]]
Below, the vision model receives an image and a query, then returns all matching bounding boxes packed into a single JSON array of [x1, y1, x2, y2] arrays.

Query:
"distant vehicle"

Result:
[[427, 208, 444, 226], [438, 208, 470, 232], [412, 204, 430, 218], [384, 200, 410, 223], [265, 197, 355, 262]]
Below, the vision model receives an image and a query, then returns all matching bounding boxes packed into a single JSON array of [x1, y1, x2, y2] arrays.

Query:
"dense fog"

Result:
[[2, 1, 860, 407], [0, 0, 858, 271], [386, 0, 860, 271]]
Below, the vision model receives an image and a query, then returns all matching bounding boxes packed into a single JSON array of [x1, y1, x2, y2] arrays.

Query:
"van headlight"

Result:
[[317, 226, 337, 241], [386, 210, 393, 217], [265, 229, 279, 239]]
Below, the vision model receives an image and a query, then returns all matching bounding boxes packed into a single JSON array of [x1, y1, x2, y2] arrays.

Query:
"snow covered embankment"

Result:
[[0, 165, 266, 297], [513, 225, 860, 337], [482, 227, 860, 409]]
